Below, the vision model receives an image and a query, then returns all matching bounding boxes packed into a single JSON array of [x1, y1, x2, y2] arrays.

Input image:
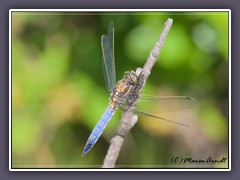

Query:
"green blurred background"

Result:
[[12, 11, 229, 168]]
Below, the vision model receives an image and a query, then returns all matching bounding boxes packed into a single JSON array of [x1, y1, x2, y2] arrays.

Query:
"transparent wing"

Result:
[[133, 108, 190, 127], [136, 94, 197, 113], [101, 21, 116, 93], [120, 94, 197, 127]]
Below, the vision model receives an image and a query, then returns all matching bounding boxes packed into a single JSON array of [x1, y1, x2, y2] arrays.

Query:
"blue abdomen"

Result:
[[82, 106, 115, 157]]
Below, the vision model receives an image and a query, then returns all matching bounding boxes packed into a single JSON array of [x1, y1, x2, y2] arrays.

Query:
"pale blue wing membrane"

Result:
[[101, 22, 116, 93]]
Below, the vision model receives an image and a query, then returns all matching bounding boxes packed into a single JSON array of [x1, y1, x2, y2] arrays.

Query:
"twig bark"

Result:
[[102, 18, 173, 168]]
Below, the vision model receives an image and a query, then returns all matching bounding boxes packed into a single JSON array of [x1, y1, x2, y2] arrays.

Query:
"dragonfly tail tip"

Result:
[[81, 151, 87, 157], [81, 153, 85, 158]]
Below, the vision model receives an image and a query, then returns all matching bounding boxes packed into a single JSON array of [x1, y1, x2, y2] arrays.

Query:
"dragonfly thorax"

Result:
[[109, 70, 141, 109]]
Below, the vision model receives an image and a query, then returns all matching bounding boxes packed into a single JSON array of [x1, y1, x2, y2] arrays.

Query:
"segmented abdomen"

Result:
[[82, 106, 115, 157]]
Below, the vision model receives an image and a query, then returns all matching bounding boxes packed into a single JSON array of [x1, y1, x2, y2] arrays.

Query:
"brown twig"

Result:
[[102, 18, 173, 168]]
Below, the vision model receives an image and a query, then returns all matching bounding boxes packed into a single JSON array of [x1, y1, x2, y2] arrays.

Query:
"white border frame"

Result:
[[9, 9, 231, 171]]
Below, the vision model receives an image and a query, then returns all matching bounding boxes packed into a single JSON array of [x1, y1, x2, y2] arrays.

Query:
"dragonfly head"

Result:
[[124, 70, 138, 84]]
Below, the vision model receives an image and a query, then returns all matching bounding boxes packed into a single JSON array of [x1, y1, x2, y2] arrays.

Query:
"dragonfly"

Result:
[[82, 22, 196, 157]]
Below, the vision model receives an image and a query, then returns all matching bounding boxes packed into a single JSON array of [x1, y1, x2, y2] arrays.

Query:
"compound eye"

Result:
[[124, 71, 130, 76]]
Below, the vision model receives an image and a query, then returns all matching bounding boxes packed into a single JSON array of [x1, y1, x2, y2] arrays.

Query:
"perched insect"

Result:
[[82, 22, 196, 157]]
